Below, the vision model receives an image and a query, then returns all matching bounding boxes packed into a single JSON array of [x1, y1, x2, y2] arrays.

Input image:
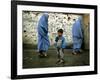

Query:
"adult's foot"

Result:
[[43, 53, 48, 57], [38, 53, 44, 58], [72, 51, 78, 55]]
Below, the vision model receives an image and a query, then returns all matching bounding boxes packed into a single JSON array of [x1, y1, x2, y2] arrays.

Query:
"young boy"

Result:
[[55, 29, 66, 64]]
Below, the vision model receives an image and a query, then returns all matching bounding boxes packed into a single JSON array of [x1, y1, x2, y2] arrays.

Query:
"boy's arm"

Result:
[[54, 37, 58, 47], [55, 36, 58, 42], [62, 37, 66, 48]]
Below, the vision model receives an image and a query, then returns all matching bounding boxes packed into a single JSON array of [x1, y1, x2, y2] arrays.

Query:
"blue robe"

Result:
[[72, 17, 83, 51], [37, 14, 50, 52]]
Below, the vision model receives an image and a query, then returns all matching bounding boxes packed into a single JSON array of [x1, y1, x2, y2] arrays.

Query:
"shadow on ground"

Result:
[[23, 44, 89, 69]]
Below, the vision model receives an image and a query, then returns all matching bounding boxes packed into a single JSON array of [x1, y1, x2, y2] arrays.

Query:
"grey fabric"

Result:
[[57, 48, 64, 59]]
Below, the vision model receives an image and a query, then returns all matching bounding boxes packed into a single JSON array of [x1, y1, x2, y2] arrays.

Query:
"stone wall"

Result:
[[22, 11, 81, 46], [83, 14, 90, 49]]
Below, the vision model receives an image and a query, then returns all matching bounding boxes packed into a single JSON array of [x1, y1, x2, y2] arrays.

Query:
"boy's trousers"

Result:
[[57, 48, 64, 59]]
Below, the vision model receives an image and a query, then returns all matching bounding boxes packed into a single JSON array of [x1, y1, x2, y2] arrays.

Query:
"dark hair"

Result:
[[57, 29, 63, 33], [68, 17, 71, 20]]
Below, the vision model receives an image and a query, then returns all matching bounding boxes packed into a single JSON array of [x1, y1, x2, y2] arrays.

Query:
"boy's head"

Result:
[[57, 29, 63, 37]]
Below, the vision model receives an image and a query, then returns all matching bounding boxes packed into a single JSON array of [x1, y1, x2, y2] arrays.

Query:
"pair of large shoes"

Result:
[[56, 59, 65, 64], [38, 53, 48, 58], [72, 50, 82, 55]]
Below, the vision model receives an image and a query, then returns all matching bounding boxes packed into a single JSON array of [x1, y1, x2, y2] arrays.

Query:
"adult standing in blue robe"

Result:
[[72, 17, 83, 54], [37, 13, 50, 57]]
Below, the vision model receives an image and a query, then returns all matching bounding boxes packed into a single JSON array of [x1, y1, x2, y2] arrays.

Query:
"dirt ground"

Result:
[[23, 45, 89, 69]]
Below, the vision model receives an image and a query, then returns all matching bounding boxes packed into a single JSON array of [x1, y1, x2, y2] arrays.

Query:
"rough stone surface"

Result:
[[22, 11, 81, 45]]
